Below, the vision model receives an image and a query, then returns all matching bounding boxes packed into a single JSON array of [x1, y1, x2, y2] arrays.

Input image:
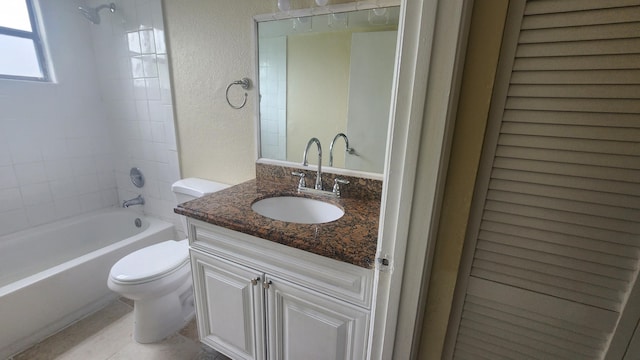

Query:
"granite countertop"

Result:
[[174, 179, 380, 269]]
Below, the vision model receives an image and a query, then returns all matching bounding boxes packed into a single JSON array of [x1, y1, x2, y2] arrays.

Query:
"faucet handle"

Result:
[[291, 171, 306, 189], [332, 178, 349, 197]]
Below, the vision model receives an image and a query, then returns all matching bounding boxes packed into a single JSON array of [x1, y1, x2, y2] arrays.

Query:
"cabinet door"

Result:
[[266, 276, 369, 360], [191, 250, 266, 360]]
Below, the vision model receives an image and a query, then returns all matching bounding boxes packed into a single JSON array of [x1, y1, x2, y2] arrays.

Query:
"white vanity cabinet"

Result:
[[265, 275, 369, 360], [188, 219, 373, 360], [190, 250, 266, 360]]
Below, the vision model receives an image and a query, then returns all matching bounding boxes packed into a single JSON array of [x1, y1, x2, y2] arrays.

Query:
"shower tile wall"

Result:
[[88, 0, 182, 230], [258, 36, 287, 161], [0, 1, 118, 237], [0, 0, 182, 238]]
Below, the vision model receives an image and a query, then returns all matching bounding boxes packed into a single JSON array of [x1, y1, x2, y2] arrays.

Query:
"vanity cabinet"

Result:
[[190, 250, 265, 360], [188, 219, 373, 360], [265, 274, 369, 360]]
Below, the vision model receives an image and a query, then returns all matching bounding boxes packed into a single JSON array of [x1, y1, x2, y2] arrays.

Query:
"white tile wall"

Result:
[[0, 0, 181, 237], [259, 36, 287, 160], [0, 1, 116, 237], [89, 0, 182, 231]]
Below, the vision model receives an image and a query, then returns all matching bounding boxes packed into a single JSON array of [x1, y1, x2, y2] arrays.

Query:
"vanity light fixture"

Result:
[[315, 0, 329, 6]]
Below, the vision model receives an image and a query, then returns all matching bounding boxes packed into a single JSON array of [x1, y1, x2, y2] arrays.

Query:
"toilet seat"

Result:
[[110, 240, 189, 285]]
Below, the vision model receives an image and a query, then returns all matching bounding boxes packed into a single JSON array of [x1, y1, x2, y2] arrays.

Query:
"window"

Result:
[[0, 0, 49, 81]]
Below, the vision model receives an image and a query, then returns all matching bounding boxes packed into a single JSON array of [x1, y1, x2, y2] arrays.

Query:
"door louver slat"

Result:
[[480, 219, 638, 258], [489, 179, 640, 209], [503, 110, 640, 128], [484, 200, 639, 234], [513, 54, 640, 71], [520, 22, 640, 43], [508, 84, 640, 99], [475, 239, 634, 282], [494, 147, 640, 170], [521, 6, 640, 29], [494, 156, 640, 178], [517, 38, 640, 57], [463, 301, 605, 348], [483, 210, 639, 248], [511, 70, 640, 85], [525, 0, 640, 15]]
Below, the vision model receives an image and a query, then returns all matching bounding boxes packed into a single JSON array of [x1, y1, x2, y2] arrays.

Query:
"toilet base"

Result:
[[131, 279, 195, 343]]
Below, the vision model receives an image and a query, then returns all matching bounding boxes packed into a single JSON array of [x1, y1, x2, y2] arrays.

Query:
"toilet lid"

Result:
[[110, 240, 189, 285]]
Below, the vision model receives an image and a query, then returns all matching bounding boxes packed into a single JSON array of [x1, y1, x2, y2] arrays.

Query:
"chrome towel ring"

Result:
[[226, 78, 251, 109]]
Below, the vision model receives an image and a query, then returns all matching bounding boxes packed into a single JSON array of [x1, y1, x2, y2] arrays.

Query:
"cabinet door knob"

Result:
[[263, 280, 272, 289], [251, 277, 260, 286]]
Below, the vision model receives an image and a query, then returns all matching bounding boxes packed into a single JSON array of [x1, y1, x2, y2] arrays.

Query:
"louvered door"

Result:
[[448, 1, 640, 359]]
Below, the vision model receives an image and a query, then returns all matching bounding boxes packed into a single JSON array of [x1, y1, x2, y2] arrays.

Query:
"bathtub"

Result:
[[0, 208, 176, 358]]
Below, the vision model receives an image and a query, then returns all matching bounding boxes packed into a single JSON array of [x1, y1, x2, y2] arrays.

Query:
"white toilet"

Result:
[[107, 178, 229, 343]]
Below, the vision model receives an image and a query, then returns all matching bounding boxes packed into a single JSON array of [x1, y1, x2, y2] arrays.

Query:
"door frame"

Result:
[[439, 1, 526, 358], [370, 0, 475, 358]]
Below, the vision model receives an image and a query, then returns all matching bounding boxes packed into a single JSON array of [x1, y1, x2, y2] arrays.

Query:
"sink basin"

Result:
[[251, 196, 344, 224]]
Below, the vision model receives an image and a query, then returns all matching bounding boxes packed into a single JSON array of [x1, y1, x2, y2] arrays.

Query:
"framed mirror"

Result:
[[255, 5, 400, 175]]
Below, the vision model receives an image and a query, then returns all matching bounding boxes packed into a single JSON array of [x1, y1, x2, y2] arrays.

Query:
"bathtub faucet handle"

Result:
[[122, 195, 145, 208]]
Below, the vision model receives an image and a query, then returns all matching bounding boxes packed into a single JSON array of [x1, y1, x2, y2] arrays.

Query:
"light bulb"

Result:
[[373, 8, 387, 16], [328, 13, 347, 28], [315, 0, 329, 6], [278, 0, 291, 11]]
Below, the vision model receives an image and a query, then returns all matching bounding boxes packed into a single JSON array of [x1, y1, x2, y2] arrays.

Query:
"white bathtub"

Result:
[[0, 208, 176, 358]]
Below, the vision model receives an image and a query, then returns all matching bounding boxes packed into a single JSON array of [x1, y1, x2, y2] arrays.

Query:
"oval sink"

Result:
[[251, 196, 344, 224]]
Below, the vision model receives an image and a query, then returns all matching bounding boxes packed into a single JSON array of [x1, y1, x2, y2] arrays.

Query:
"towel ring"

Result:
[[226, 78, 251, 109]]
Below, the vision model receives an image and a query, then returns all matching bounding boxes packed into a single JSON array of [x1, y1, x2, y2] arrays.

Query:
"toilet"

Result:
[[107, 178, 229, 343]]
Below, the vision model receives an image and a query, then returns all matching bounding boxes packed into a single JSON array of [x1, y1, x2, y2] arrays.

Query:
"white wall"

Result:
[[0, 0, 117, 237]]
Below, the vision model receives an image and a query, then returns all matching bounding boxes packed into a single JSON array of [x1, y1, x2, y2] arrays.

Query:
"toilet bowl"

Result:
[[107, 178, 229, 343], [108, 239, 192, 343]]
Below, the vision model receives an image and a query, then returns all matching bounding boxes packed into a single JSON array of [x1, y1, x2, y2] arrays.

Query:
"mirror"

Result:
[[256, 6, 399, 174]]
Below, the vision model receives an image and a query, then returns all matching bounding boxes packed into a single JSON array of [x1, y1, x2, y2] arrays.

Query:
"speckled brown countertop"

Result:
[[175, 176, 381, 269]]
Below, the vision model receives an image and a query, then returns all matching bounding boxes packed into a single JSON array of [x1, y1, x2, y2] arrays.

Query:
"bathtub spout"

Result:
[[123, 195, 145, 208]]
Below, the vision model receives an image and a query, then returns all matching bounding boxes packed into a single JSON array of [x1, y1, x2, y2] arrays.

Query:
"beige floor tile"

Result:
[[215, 352, 232, 360], [106, 333, 201, 360], [14, 300, 132, 360], [191, 346, 230, 360], [117, 297, 134, 307], [178, 318, 199, 343], [54, 312, 133, 360], [14, 299, 210, 360]]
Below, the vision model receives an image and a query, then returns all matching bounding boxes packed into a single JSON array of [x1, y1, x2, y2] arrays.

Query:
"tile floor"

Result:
[[10, 299, 230, 360]]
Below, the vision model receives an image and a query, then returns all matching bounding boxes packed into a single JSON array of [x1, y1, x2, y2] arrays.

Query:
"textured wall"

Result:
[[164, 0, 273, 185]]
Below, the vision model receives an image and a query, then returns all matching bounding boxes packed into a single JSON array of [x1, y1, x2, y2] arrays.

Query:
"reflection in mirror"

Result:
[[257, 7, 399, 174]]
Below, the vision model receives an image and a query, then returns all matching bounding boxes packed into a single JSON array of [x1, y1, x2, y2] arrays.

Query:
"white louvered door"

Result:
[[448, 1, 640, 359]]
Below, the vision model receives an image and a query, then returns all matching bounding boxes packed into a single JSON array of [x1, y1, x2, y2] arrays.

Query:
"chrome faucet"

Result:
[[302, 137, 323, 190], [122, 195, 144, 208], [329, 133, 354, 167]]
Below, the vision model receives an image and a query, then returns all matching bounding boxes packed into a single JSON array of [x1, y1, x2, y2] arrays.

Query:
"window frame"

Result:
[[0, 0, 49, 82]]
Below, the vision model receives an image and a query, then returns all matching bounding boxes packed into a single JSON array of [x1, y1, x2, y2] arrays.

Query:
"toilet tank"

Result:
[[172, 178, 230, 238], [172, 178, 230, 204]]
